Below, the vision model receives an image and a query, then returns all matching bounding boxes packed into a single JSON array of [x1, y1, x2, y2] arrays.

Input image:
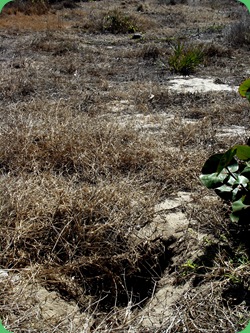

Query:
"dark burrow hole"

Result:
[[80, 236, 176, 311], [222, 284, 250, 307], [44, 236, 176, 312], [228, 215, 250, 257]]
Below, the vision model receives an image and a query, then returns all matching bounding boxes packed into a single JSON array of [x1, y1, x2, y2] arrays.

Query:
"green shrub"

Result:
[[200, 79, 250, 223], [102, 9, 137, 34], [168, 42, 204, 75]]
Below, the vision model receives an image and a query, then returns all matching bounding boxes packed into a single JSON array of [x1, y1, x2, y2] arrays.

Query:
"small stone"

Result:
[[148, 94, 155, 101], [0, 269, 8, 280], [132, 33, 142, 39], [214, 78, 225, 84]]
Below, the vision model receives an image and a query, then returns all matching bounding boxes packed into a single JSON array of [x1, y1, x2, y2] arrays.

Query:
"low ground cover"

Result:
[[0, 0, 250, 332]]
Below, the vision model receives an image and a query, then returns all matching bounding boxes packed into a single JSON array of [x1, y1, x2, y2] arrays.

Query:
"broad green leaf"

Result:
[[232, 196, 250, 212], [234, 145, 250, 161], [201, 153, 224, 174], [199, 172, 228, 189], [228, 175, 238, 186], [238, 320, 250, 333], [216, 184, 233, 192], [237, 175, 249, 187], [230, 212, 239, 223], [227, 163, 239, 173], [201, 153, 237, 174], [232, 186, 241, 201], [228, 175, 249, 187], [216, 148, 237, 174], [215, 184, 234, 200], [239, 78, 250, 98], [242, 164, 250, 174]]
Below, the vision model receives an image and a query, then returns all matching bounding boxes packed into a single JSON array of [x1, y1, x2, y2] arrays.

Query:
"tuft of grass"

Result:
[[224, 13, 250, 47], [168, 42, 204, 75], [3, 0, 83, 15], [141, 44, 162, 61], [102, 9, 138, 34], [31, 37, 79, 55], [203, 43, 232, 59], [3, 0, 50, 15]]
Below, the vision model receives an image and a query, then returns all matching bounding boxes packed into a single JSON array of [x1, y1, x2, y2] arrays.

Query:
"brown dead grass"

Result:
[[0, 12, 69, 31], [160, 282, 249, 333], [0, 0, 249, 332]]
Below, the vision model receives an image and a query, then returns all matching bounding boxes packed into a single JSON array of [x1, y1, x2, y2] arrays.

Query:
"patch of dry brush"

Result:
[[0, 0, 250, 331]]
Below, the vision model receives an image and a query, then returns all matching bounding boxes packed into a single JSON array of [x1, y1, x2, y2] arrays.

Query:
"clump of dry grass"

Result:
[[224, 8, 250, 47], [78, 5, 155, 34], [0, 111, 155, 177], [0, 92, 212, 330], [0, 12, 67, 31], [0, 104, 182, 316], [161, 282, 249, 332], [0, 159, 168, 310], [140, 44, 162, 61], [3, 0, 49, 15], [0, 77, 35, 101], [31, 37, 79, 55], [203, 43, 232, 59], [3, 0, 81, 15]]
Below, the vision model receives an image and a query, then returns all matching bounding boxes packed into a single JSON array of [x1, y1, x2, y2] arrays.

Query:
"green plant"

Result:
[[102, 9, 137, 34], [182, 259, 198, 270], [168, 42, 204, 75], [205, 24, 224, 33], [180, 259, 199, 277], [200, 79, 250, 223]]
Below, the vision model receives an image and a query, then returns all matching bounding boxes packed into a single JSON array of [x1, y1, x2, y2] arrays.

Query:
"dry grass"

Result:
[[3, 0, 49, 15], [0, 0, 249, 332], [161, 282, 249, 333], [0, 12, 68, 31]]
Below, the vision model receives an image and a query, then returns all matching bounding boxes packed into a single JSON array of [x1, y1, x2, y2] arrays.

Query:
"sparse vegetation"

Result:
[[200, 78, 250, 223], [3, 0, 50, 15], [225, 10, 250, 47], [199, 78, 250, 333], [102, 9, 138, 34], [0, 0, 250, 332], [168, 42, 204, 75], [141, 44, 162, 60], [200, 145, 250, 222]]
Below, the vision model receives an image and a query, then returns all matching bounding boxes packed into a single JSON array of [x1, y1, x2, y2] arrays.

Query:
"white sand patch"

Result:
[[168, 77, 236, 93], [0, 269, 8, 280], [137, 192, 193, 243], [216, 125, 246, 138]]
